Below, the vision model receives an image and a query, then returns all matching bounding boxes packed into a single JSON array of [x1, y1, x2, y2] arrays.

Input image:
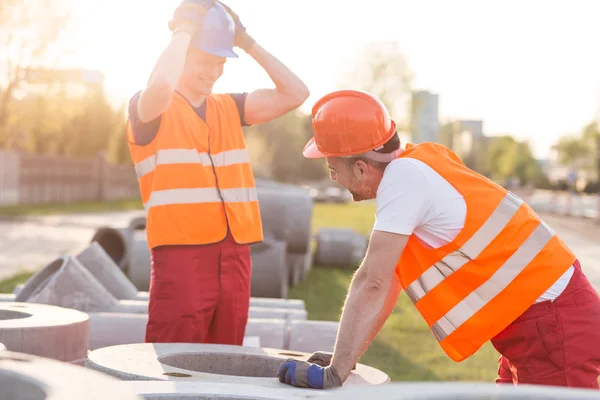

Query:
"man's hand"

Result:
[[168, 0, 216, 36], [217, 1, 255, 52], [307, 351, 356, 370], [277, 359, 342, 389]]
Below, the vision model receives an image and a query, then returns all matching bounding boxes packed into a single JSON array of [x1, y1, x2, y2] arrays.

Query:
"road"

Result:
[[0, 211, 144, 280], [0, 192, 598, 288]]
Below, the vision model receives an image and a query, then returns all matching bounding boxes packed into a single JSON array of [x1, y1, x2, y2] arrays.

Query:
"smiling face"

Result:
[[179, 48, 226, 96], [326, 156, 387, 201]]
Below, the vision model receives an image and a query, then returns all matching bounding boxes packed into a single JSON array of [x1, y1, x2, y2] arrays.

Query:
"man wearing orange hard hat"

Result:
[[277, 90, 600, 390]]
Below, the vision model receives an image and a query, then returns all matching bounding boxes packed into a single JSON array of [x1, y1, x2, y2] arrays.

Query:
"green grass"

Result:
[[289, 200, 500, 382], [0, 197, 143, 217], [0, 271, 35, 293]]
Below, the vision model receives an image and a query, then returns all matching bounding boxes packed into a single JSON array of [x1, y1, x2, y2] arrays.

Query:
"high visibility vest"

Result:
[[126, 91, 263, 248], [395, 142, 575, 362]]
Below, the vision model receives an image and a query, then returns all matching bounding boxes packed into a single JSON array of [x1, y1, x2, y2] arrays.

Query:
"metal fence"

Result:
[[0, 151, 139, 206]]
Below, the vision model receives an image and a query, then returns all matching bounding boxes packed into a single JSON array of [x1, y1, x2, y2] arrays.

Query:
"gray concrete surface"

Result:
[[0, 350, 142, 400]]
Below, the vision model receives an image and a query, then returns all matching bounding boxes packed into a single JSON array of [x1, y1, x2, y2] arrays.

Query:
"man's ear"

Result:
[[354, 159, 368, 176]]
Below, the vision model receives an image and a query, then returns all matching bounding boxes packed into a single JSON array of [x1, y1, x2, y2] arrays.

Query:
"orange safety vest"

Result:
[[395, 142, 576, 362], [126, 91, 263, 249]]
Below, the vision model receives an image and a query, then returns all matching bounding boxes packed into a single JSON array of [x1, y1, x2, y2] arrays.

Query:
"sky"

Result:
[[65, 0, 600, 159]]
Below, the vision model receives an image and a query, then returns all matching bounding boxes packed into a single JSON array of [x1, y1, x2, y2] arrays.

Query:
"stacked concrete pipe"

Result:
[[86, 312, 338, 354], [315, 227, 368, 269], [0, 351, 142, 400], [12, 252, 310, 319], [0, 302, 88, 365], [323, 382, 600, 399], [86, 343, 389, 395], [255, 182, 314, 289]]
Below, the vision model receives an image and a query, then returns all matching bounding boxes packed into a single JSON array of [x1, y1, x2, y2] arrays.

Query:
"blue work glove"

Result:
[[168, 0, 216, 36], [277, 358, 342, 389], [216, 1, 256, 52]]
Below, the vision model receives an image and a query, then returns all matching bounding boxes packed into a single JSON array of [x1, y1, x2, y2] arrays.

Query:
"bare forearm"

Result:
[[247, 43, 309, 102], [139, 32, 191, 122], [359, 279, 401, 356], [330, 270, 392, 381]]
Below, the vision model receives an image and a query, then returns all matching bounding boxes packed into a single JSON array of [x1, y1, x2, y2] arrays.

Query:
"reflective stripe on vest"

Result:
[[143, 187, 258, 210], [135, 148, 251, 179]]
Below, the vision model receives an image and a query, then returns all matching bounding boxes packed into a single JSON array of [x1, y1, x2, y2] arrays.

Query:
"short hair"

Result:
[[344, 132, 401, 170]]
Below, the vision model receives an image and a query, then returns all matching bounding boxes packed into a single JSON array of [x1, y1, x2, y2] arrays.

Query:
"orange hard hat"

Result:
[[303, 89, 397, 159]]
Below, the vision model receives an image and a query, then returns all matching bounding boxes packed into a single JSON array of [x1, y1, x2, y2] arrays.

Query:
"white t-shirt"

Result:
[[373, 157, 574, 303]]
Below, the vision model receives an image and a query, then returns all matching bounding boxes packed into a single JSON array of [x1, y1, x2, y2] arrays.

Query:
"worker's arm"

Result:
[[329, 230, 408, 382], [243, 43, 310, 125], [137, 30, 192, 123], [217, 1, 309, 125], [138, 0, 214, 123]]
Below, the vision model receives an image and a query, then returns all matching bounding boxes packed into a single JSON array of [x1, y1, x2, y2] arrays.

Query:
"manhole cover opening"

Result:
[[158, 353, 291, 377], [93, 229, 126, 264], [0, 310, 32, 320]]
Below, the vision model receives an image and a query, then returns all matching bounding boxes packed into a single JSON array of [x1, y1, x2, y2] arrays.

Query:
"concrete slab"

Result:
[[0, 302, 88, 364], [121, 381, 331, 399], [324, 382, 600, 399], [0, 350, 142, 400], [87, 313, 287, 351], [288, 320, 339, 353], [86, 343, 389, 390]]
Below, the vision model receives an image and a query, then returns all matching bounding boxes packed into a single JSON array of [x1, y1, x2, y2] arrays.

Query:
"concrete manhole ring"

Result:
[[86, 343, 389, 387], [0, 351, 141, 400], [0, 302, 89, 364]]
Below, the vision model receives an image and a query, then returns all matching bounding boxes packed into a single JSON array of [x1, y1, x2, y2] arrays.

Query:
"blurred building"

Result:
[[440, 119, 486, 172], [410, 90, 440, 143]]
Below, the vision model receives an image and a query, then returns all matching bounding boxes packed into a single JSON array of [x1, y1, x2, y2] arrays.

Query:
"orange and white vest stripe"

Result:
[[395, 142, 575, 362], [126, 92, 263, 249]]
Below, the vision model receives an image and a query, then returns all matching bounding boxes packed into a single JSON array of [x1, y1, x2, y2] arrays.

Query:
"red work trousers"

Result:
[[491, 259, 600, 388], [145, 231, 252, 345]]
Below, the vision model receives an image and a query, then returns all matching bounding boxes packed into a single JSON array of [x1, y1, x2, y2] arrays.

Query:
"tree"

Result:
[[0, 0, 72, 147], [484, 135, 548, 187], [245, 110, 328, 183], [552, 121, 599, 181], [337, 41, 414, 128]]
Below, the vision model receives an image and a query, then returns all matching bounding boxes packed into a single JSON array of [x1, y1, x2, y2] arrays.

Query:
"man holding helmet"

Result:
[[126, 0, 309, 345], [277, 90, 600, 389]]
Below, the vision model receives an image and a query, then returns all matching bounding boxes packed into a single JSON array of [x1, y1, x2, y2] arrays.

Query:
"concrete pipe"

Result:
[[248, 307, 307, 321], [15, 255, 152, 314], [0, 294, 15, 302], [250, 298, 305, 310], [128, 231, 152, 291], [287, 320, 339, 353], [324, 382, 600, 399], [91, 226, 133, 271], [286, 250, 312, 285], [122, 381, 328, 400], [257, 186, 313, 255], [0, 351, 142, 400], [0, 302, 88, 365], [250, 239, 288, 299], [76, 241, 140, 300], [87, 313, 288, 351], [15, 255, 121, 312], [315, 228, 368, 269], [128, 215, 147, 231], [86, 343, 389, 388]]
